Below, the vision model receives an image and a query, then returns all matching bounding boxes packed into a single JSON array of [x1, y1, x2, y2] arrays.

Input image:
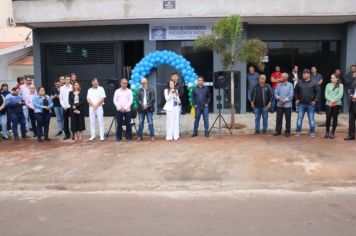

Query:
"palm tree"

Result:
[[193, 14, 267, 128]]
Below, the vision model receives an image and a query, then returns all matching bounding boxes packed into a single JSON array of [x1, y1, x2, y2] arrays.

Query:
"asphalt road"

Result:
[[1, 188, 356, 236]]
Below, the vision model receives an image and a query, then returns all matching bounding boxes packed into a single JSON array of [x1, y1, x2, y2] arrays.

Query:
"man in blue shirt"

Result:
[[192, 76, 211, 137], [274, 73, 294, 137], [311, 66, 323, 114], [247, 66, 259, 105], [5, 87, 28, 140]]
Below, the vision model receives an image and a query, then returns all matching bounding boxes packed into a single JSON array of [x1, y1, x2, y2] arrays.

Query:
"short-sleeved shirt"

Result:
[[271, 72, 282, 89], [87, 86, 106, 107]]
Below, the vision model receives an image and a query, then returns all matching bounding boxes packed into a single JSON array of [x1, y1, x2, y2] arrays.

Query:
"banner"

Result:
[[149, 23, 212, 40]]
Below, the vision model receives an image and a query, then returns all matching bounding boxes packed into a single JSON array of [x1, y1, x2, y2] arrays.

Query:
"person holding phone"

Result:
[[33, 87, 53, 142], [163, 79, 181, 141]]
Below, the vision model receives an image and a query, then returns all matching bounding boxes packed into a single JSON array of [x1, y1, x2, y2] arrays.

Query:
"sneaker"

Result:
[[136, 137, 142, 141], [191, 134, 198, 137], [295, 132, 301, 137], [2, 136, 10, 140], [254, 131, 260, 135], [100, 137, 105, 141], [63, 136, 71, 140], [44, 138, 51, 141], [89, 136, 96, 141], [273, 132, 281, 136], [55, 131, 63, 136], [310, 133, 316, 138], [150, 137, 155, 141], [205, 133, 210, 138]]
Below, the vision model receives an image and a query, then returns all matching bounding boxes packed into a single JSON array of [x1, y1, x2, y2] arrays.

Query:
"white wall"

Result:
[[0, 0, 31, 42], [13, 0, 356, 26]]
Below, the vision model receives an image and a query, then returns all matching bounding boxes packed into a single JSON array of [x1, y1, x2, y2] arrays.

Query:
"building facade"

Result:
[[1, 0, 32, 88], [12, 0, 356, 114]]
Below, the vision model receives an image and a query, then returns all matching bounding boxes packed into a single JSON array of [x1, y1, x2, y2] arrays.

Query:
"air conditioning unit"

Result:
[[8, 17, 16, 27]]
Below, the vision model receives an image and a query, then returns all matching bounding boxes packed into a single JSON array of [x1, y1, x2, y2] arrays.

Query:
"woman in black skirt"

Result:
[[69, 82, 85, 142]]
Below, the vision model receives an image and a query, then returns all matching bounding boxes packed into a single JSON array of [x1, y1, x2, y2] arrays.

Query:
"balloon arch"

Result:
[[129, 50, 198, 110]]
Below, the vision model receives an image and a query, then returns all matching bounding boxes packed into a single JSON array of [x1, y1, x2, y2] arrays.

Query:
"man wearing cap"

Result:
[[295, 69, 320, 138]]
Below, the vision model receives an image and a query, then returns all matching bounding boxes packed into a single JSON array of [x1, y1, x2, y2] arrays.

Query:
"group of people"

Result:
[[1, 64, 355, 143], [0, 72, 211, 143], [247, 64, 356, 140]]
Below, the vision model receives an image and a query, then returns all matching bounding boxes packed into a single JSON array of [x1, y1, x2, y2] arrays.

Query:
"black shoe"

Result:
[[205, 133, 210, 137], [33, 134, 37, 138], [63, 136, 70, 140], [44, 138, 51, 141], [22, 135, 29, 139], [254, 131, 260, 135], [324, 133, 330, 139], [38, 139, 43, 143], [273, 132, 281, 136], [344, 136, 355, 141], [72, 136, 75, 140], [2, 136, 10, 140], [285, 133, 290, 137], [55, 131, 63, 136], [329, 132, 335, 139], [191, 134, 198, 137]]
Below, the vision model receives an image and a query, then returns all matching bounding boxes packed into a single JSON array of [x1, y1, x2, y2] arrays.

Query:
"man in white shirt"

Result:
[[87, 78, 106, 141], [19, 77, 33, 130], [59, 75, 73, 140]]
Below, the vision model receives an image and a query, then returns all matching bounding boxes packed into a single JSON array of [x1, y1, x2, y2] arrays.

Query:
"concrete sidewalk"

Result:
[[43, 112, 349, 137]]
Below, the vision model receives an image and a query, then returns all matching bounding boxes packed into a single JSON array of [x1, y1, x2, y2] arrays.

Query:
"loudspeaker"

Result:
[[213, 71, 229, 89]]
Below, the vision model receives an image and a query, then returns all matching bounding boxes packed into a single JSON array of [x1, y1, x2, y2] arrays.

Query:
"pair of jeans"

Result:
[[53, 106, 64, 133], [137, 110, 154, 137], [325, 105, 340, 132], [10, 112, 26, 138], [276, 107, 292, 134], [271, 89, 277, 112], [296, 104, 315, 133], [254, 107, 269, 132], [193, 106, 209, 135], [28, 109, 37, 136], [116, 111, 132, 141], [0, 114, 8, 137], [23, 106, 30, 129], [35, 113, 51, 140]]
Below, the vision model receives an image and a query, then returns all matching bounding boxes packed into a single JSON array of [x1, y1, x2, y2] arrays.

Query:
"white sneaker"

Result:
[[100, 137, 105, 141], [89, 136, 96, 141]]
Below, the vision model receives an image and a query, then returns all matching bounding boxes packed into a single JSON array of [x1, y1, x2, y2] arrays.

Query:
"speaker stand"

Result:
[[208, 88, 232, 137]]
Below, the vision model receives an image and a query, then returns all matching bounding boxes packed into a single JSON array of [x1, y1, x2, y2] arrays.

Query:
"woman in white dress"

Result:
[[163, 80, 181, 141]]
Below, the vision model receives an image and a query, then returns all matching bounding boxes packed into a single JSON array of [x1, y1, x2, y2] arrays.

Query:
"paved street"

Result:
[[1, 189, 356, 236], [0, 113, 355, 236]]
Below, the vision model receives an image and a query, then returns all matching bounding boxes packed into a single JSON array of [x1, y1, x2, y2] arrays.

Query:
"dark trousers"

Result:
[[116, 111, 132, 141], [63, 108, 71, 137], [275, 107, 292, 134], [10, 112, 26, 138], [35, 113, 51, 140], [348, 103, 356, 137], [28, 109, 37, 135], [325, 105, 340, 133]]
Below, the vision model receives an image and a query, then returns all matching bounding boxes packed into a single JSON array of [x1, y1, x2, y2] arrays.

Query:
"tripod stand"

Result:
[[106, 116, 116, 139], [208, 88, 232, 136]]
